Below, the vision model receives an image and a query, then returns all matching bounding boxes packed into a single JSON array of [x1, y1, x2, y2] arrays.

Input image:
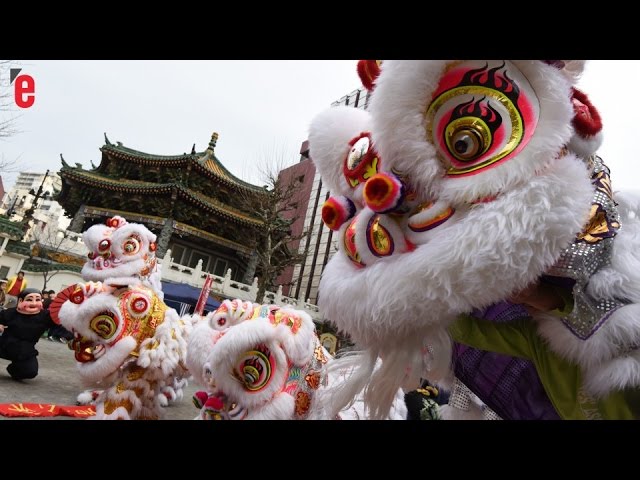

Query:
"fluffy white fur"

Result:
[[587, 191, 640, 303], [275, 309, 317, 366], [138, 307, 187, 377], [568, 132, 604, 159], [308, 106, 372, 200], [583, 351, 640, 397], [245, 393, 296, 420], [185, 318, 219, 386], [77, 337, 138, 385], [317, 355, 408, 420], [76, 390, 97, 405]]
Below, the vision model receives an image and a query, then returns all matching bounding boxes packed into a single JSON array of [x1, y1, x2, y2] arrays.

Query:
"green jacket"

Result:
[[449, 314, 640, 419]]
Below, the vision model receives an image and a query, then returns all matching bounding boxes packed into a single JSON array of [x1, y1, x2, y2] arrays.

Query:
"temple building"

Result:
[[56, 133, 268, 283]]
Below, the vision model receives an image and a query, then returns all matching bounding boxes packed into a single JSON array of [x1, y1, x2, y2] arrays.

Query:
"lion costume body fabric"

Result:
[[309, 60, 640, 419], [57, 216, 191, 419]]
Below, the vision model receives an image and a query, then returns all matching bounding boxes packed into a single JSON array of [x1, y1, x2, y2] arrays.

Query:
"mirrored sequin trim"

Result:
[[449, 377, 471, 411], [547, 156, 624, 339]]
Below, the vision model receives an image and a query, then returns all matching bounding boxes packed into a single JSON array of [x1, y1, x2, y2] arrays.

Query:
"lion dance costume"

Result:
[[186, 298, 407, 419], [309, 60, 640, 419], [54, 216, 191, 419]]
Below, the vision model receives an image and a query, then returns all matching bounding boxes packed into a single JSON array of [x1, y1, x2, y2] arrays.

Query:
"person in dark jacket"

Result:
[[45, 290, 73, 343], [0, 288, 56, 380]]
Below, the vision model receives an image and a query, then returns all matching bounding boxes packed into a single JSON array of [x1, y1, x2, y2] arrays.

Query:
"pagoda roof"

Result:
[[94, 135, 264, 193], [59, 167, 263, 228]]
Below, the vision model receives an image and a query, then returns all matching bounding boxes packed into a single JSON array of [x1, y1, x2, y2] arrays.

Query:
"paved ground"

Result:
[[0, 337, 199, 420]]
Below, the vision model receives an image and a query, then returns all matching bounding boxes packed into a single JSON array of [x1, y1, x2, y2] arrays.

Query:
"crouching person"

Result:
[[0, 288, 55, 380]]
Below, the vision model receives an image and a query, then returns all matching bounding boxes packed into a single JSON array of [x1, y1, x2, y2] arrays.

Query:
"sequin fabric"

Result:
[[447, 377, 501, 420], [547, 156, 624, 340]]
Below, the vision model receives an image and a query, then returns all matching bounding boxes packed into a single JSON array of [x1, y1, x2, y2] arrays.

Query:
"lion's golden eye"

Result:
[[449, 128, 484, 161], [123, 236, 141, 255], [235, 345, 273, 392], [90, 312, 117, 339]]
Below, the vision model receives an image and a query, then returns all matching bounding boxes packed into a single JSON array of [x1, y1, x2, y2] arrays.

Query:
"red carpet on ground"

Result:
[[0, 403, 96, 418]]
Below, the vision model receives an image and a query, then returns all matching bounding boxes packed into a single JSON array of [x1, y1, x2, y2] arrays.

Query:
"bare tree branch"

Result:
[[237, 146, 310, 303], [0, 60, 23, 173], [27, 222, 83, 290]]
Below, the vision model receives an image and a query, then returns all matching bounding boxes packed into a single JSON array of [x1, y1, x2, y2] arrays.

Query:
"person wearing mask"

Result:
[[0, 288, 55, 380]]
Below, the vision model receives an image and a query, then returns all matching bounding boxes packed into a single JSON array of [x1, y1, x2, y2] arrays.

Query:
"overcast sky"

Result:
[[0, 60, 638, 194]]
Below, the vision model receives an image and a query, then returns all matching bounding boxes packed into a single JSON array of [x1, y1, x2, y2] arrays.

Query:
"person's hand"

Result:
[[508, 282, 565, 313], [0, 324, 6, 333]]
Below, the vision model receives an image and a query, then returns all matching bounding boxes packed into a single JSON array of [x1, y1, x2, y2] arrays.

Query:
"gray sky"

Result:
[[0, 60, 362, 190], [1, 60, 638, 193]]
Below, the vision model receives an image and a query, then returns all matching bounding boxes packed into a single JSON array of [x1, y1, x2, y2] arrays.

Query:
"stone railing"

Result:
[[160, 249, 323, 321]]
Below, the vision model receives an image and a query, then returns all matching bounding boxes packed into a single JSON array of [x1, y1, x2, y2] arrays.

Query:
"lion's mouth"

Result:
[[69, 333, 107, 363]]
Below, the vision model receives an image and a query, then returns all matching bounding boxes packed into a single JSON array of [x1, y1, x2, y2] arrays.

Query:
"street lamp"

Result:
[[21, 169, 51, 236], [6, 194, 27, 218]]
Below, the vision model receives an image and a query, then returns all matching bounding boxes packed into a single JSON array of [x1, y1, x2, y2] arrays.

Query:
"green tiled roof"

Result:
[[6, 240, 30, 256], [0, 217, 24, 240], [21, 260, 82, 273]]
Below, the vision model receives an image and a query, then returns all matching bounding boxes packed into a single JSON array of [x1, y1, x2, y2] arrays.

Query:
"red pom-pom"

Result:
[[205, 396, 224, 411], [192, 391, 209, 409], [357, 60, 382, 91], [363, 173, 404, 213], [571, 88, 602, 137]]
